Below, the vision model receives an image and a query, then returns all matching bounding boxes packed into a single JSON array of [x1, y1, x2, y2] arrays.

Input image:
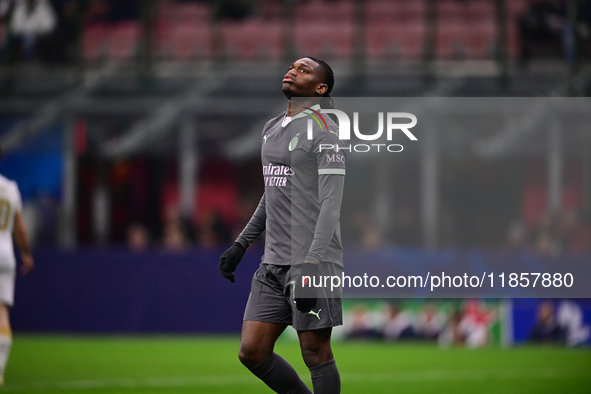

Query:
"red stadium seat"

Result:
[[466, 22, 496, 59], [258, 0, 282, 19], [162, 2, 210, 24], [82, 24, 109, 63], [436, 22, 468, 59], [294, 22, 354, 60], [295, 0, 353, 23], [505, 0, 528, 59], [437, 0, 465, 25], [507, 0, 529, 16], [367, 0, 425, 24], [467, 0, 495, 18], [466, 0, 495, 26], [223, 20, 282, 61], [366, 23, 425, 61], [167, 24, 211, 61], [507, 22, 520, 59], [367, 0, 401, 19], [109, 22, 141, 62]]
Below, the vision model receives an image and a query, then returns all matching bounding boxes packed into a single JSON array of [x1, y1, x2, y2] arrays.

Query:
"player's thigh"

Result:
[[0, 303, 9, 330], [243, 264, 293, 325], [241, 320, 288, 349], [0, 262, 14, 331]]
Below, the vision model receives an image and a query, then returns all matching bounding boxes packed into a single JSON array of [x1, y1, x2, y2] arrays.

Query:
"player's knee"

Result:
[[301, 343, 333, 367], [238, 342, 269, 369]]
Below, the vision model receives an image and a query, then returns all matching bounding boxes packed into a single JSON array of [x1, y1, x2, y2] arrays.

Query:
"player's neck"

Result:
[[286, 98, 319, 117]]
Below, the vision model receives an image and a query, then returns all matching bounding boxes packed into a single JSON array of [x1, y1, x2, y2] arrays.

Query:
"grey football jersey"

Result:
[[237, 107, 346, 267]]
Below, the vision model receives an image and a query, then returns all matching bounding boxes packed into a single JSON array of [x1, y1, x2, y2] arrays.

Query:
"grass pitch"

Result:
[[5, 335, 591, 394]]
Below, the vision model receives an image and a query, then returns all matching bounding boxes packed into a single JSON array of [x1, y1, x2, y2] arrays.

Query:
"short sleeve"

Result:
[[12, 182, 22, 212], [313, 128, 346, 176]]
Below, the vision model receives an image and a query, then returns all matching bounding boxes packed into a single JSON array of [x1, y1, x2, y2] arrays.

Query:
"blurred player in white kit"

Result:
[[0, 146, 34, 385]]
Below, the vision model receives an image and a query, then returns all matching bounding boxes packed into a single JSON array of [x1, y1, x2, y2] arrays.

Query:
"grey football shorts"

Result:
[[243, 263, 343, 331]]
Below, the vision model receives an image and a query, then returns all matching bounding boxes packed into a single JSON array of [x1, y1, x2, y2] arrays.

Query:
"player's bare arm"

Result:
[[13, 211, 33, 276]]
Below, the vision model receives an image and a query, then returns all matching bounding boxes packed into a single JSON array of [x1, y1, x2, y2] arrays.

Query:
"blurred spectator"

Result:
[[529, 300, 564, 343], [345, 304, 381, 340], [507, 209, 591, 256], [557, 300, 590, 347], [530, 211, 561, 257], [198, 210, 230, 249], [503, 221, 528, 254], [534, 231, 560, 257], [438, 310, 466, 347], [383, 303, 415, 341], [127, 223, 149, 252], [415, 303, 446, 341], [392, 206, 420, 246], [49, 0, 83, 64], [162, 219, 187, 251], [518, 0, 565, 64], [459, 299, 495, 348], [0, 0, 12, 27], [232, 194, 260, 242], [2, 0, 57, 62], [518, 0, 591, 65], [557, 209, 591, 254], [354, 211, 383, 250]]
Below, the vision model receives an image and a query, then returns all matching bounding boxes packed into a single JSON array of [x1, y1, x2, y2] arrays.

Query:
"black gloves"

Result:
[[219, 242, 246, 283], [294, 262, 319, 313]]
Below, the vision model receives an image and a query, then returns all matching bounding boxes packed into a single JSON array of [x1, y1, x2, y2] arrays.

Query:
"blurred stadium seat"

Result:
[[436, 22, 469, 59], [367, 0, 425, 24], [82, 24, 109, 63], [466, 21, 496, 59], [367, 23, 425, 61], [467, 0, 495, 21], [160, 0, 210, 23], [506, 0, 529, 59], [437, 0, 465, 25], [77, 0, 535, 64], [258, 0, 282, 20], [164, 24, 211, 61], [223, 19, 282, 61], [295, 0, 353, 23], [295, 22, 354, 60], [108, 22, 140, 62]]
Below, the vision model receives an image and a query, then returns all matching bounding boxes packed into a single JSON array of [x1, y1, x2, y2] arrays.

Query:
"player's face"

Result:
[[282, 58, 328, 99]]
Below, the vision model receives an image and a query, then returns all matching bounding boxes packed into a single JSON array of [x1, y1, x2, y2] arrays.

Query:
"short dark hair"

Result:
[[304, 56, 335, 111], [304, 56, 334, 97]]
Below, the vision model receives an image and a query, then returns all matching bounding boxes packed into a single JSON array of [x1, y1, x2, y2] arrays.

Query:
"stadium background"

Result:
[[0, 0, 590, 392]]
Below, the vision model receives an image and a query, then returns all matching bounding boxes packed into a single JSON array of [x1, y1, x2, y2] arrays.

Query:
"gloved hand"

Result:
[[294, 262, 319, 313], [219, 242, 246, 283]]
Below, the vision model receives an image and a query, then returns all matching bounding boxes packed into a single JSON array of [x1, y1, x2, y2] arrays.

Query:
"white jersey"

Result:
[[0, 174, 22, 267]]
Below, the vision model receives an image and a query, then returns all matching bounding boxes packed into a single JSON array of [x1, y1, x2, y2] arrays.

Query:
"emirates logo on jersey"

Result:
[[263, 163, 294, 187]]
